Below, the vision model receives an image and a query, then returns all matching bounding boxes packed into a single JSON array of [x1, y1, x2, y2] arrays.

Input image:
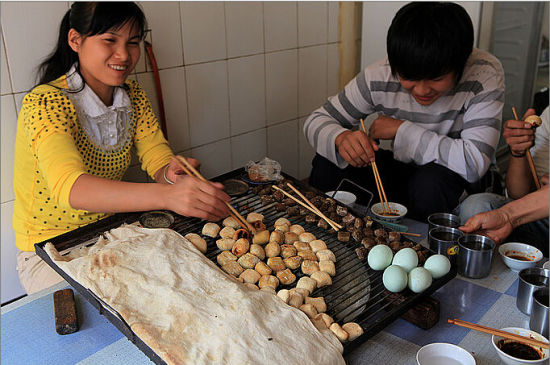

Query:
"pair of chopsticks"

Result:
[[448, 318, 549, 349], [359, 119, 394, 215], [271, 184, 342, 231], [172, 156, 255, 234], [512, 107, 541, 189]]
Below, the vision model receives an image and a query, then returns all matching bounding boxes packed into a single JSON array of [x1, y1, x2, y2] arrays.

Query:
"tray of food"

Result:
[[35, 167, 456, 364]]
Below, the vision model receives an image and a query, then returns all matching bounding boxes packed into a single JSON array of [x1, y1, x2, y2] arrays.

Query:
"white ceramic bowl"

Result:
[[492, 327, 549, 365], [499, 243, 543, 272], [326, 191, 357, 206], [370, 202, 407, 223], [416, 343, 475, 365]]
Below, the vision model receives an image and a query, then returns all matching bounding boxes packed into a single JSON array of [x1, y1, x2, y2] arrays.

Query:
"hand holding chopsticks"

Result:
[[448, 318, 549, 349], [511, 107, 541, 189]]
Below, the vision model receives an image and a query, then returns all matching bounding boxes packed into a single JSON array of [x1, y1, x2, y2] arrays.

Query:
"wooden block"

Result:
[[53, 289, 79, 335]]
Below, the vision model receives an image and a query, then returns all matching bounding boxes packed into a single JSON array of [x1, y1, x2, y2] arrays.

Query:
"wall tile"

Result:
[[327, 43, 340, 96], [181, 2, 226, 64], [228, 54, 265, 136], [266, 49, 298, 125], [264, 2, 298, 52], [140, 2, 183, 69], [1, 32, 12, 95], [13, 92, 24, 117], [1, 2, 68, 93], [299, 45, 327, 117], [1, 200, 25, 304], [136, 72, 160, 118], [191, 139, 231, 179], [159, 67, 190, 153], [225, 2, 264, 58], [267, 119, 298, 177], [186, 61, 230, 147], [134, 31, 150, 74], [231, 128, 267, 170], [298, 2, 328, 47], [1, 95, 16, 203], [328, 1, 339, 43], [298, 117, 316, 180]]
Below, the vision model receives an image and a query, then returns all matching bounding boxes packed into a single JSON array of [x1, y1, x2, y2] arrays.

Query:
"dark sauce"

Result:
[[431, 231, 460, 241], [430, 218, 459, 228], [381, 212, 399, 217], [506, 254, 531, 261], [498, 340, 541, 360], [522, 274, 550, 287]]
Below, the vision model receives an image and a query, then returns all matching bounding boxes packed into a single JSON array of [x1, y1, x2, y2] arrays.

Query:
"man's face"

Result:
[[398, 72, 456, 106]]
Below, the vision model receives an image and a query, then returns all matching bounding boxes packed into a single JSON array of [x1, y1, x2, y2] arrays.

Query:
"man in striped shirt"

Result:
[[304, 2, 504, 221]]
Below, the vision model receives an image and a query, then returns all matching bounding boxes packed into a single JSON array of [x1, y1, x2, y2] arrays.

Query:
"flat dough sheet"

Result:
[[45, 224, 345, 365]]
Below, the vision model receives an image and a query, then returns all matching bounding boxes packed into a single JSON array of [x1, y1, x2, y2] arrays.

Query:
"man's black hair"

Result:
[[387, 2, 474, 82]]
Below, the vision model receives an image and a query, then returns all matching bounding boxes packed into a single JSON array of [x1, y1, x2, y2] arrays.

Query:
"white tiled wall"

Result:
[[0, 1, 347, 303]]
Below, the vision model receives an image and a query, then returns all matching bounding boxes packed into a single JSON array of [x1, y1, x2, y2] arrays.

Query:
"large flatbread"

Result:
[[45, 224, 345, 365]]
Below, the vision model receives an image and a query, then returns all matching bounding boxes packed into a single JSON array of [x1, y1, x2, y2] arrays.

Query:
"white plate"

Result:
[[326, 191, 356, 206], [417, 343, 475, 365]]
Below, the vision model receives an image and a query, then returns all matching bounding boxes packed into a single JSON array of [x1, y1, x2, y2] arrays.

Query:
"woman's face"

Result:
[[398, 72, 456, 106], [68, 21, 141, 104]]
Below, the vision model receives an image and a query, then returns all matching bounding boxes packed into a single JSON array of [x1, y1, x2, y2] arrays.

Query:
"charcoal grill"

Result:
[[35, 167, 456, 364]]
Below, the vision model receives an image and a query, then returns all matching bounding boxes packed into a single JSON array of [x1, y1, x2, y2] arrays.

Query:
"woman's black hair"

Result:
[[387, 2, 473, 82], [36, 2, 147, 87]]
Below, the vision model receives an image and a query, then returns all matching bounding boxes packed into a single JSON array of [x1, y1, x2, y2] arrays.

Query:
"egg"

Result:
[[382, 265, 408, 292], [424, 254, 451, 279], [392, 247, 418, 273], [408, 267, 432, 293], [367, 244, 393, 271]]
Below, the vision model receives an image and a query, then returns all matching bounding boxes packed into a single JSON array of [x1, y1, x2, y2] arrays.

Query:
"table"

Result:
[[2, 217, 546, 365]]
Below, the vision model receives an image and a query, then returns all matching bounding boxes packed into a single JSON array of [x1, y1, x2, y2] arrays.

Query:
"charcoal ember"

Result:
[[299, 207, 310, 216], [374, 228, 388, 238], [274, 203, 286, 212], [260, 195, 274, 205], [305, 214, 318, 224], [259, 186, 272, 196], [286, 206, 300, 217], [363, 227, 374, 237], [353, 218, 364, 230], [355, 247, 368, 260], [317, 219, 329, 230], [375, 237, 388, 245], [336, 206, 348, 217], [253, 185, 264, 195], [351, 230, 364, 242], [361, 237, 375, 249], [412, 243, 423, 251], [305, 191, 316, 200], [310, 196, 325, 208], [388, 231, 401, 242], [283, 198, 296, 206], [337, 231, 351, 242], [342, 214, 355, 224], [390, 240, 401, 252], [273, 190, 284, 202]]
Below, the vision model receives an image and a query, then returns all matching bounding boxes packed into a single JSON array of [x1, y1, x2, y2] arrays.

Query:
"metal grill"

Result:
[[35, 168, 456, 363]]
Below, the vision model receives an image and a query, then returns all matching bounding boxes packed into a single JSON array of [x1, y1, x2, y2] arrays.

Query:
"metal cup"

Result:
[[517, 267, 550, 315], [457, 234, 495, 279], [530, 288, 549, 338], [428, 226, 463, 264], [427, 212, 461, 232]]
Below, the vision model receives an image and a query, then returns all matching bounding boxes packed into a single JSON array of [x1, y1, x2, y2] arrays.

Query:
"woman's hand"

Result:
[[368, 115, 404, 140], [503, 108, 537, 156], [459, 209, 513, 244], [164, 156, 201, 183], [165, 175, 231, 221], [334, 130, 379, 167]]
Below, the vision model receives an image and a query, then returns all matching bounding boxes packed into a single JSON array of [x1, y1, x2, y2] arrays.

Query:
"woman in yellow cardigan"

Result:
[[13, 2, 230, 294]]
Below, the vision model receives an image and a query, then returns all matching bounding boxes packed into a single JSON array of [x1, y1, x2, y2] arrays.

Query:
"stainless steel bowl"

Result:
[[530, 288, 549, 338], [427, 212, 461, 232], [457, 234, 495, 279], [517, 268, 550, 315]]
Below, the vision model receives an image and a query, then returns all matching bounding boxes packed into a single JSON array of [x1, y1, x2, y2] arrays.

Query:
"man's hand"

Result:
[[503, 108, 537, 156], [541, 173, 549, 186], [335, 130, 379, 167], [459, 209, 514, 244], [368, 115, 405, 140]]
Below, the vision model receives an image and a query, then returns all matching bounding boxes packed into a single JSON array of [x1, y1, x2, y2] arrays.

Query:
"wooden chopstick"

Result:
[[448, 319, 550, 349], [271, 185, 342, 231], [512, 107, 541, 189], [285, 183, 343, 231], [173, 156, 255, 234], [399, 232, 422, 237]]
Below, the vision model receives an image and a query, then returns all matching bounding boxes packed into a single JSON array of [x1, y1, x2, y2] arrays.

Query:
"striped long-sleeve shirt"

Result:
[[304, 48, 505, 183]]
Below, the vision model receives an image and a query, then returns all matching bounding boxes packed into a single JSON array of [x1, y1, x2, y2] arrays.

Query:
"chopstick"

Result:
[[399, 232, 422, 237], [285, 183, 343, 231], [448, 319, 550, 349], [271, 185, 342, 231], [359, 119, 393, 215], [173, 156, 255, 234], [512, 107, 541, 189]]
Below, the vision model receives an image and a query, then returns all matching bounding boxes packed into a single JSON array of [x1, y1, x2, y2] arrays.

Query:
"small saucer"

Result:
[[223, 179, 249, 196], [139, 211, 174, 228]]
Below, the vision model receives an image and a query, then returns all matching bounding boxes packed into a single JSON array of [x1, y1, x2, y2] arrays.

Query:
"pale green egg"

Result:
[[392, 247, 418, 273], [408, 267, 432, 293], [424, 254, 451, 279], [367, 244, 393, 271], [382, 265, 408, 292]]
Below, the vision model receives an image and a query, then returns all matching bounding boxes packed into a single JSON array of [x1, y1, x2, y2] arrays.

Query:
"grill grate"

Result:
[[34, 168, 456, 362]]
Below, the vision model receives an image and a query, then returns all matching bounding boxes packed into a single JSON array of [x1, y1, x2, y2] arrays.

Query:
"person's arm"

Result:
[[459, 185, 549, 243]]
